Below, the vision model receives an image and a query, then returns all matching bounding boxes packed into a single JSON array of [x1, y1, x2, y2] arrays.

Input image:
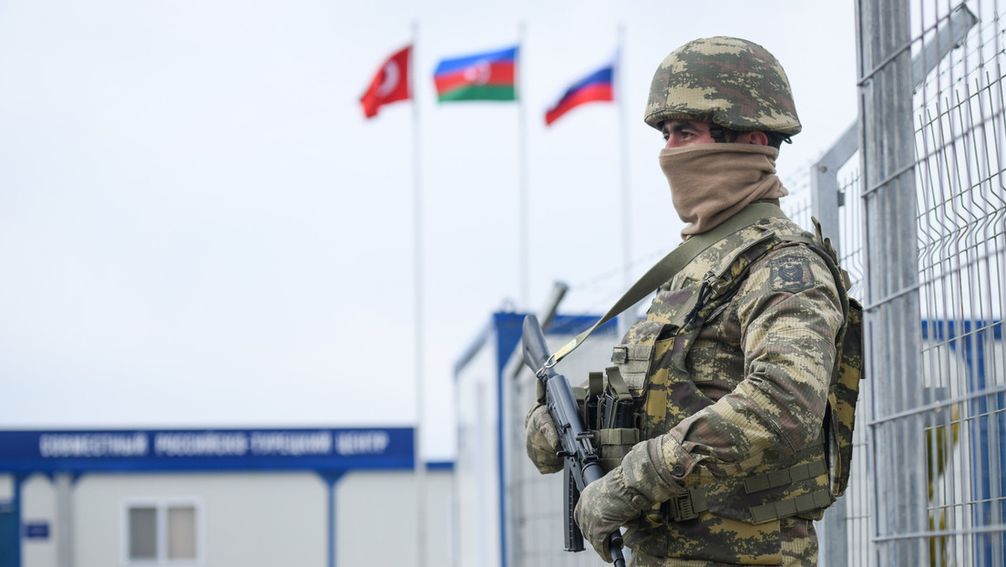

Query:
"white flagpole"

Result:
[[410, 20, 428, 567], [517, 22, 530, 309], [616, 24, 633, 338]]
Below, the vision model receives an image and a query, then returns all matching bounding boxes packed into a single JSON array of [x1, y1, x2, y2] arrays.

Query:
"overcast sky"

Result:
[[0, 0, 858, 459]]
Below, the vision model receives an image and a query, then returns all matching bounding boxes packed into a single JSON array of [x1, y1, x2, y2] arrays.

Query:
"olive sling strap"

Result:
[[541, 202, 787, 370]]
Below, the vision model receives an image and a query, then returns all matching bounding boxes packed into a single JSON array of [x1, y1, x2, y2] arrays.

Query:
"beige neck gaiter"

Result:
[[659, 143, 788, 237]]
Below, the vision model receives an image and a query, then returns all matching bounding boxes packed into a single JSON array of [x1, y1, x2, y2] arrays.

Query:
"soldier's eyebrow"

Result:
[[664, 121, 698, 135]]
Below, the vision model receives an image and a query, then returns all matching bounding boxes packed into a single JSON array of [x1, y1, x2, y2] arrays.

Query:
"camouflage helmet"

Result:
[[644, 36, 801, 136]]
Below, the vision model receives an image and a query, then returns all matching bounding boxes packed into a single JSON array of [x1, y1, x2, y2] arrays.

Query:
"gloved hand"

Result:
[[524, 403, 563, 474], [574, 436, 687, 562]]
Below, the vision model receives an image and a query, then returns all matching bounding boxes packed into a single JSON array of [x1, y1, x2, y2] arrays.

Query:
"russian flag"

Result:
[[545, 65, 614, 126], [434, 46, 518, 102]]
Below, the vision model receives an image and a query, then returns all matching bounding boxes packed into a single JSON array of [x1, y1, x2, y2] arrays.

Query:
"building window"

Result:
[[123, 500, 202, 565], [166, 505, 197, 560], [128, 506, 158, 560]]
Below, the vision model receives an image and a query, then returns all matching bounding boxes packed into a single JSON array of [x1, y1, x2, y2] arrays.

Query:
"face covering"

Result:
[[659, 143, 788, 237]]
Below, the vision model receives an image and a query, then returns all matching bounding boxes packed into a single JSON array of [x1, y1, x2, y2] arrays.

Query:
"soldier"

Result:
[[525, 36, 849, 566]]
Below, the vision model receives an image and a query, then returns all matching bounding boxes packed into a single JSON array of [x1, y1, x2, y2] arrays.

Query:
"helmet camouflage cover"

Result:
[[644, 36, 801, 136]]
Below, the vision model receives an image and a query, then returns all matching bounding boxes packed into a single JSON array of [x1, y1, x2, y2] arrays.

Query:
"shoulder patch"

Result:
[[768, 253, 815, 293]]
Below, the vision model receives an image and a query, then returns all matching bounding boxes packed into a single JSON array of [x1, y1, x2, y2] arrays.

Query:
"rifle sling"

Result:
[[548, 202, 786, 366]]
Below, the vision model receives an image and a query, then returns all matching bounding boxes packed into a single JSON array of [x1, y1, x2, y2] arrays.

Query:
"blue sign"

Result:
[[0, 427, 414, 474], [23, 522, 49, 540]]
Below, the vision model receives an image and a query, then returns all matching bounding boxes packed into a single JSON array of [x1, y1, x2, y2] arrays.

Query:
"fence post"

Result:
[[811, 159, 846, 567], [856, 0, 928, 565]]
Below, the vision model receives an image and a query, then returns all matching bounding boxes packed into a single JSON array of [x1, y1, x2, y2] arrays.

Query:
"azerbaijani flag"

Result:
[[433, 45, 518, 102], [545, 65, 614, 126]]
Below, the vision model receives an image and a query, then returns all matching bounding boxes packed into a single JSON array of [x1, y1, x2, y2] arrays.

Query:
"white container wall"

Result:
[[0, 427, 453, 567], [454, 311, 619, 567]]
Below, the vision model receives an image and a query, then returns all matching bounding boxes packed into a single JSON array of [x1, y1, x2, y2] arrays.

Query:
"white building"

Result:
[[0, 427, 453, 567], [453, 311, 619, 567]]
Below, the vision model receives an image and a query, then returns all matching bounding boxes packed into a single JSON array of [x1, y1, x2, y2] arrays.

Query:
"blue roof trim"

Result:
[[453, 310, 618, 378], [0, 427, 415, 475], [426, 460, 454, 471], [547, 313, 619, 337], [494, 312, 526, 375]]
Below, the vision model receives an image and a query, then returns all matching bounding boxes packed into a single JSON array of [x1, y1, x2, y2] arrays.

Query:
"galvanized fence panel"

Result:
[[856, 0, 1006, 564]]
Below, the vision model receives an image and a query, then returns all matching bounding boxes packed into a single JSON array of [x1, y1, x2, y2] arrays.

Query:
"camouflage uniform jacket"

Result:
[[617, 212, 844, 566]]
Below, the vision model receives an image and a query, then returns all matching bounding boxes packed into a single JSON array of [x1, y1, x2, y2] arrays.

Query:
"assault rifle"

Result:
[[522, 315, 626, 567]]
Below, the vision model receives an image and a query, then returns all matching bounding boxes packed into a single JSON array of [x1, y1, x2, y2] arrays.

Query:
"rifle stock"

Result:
[[522, 315, 626, 567]]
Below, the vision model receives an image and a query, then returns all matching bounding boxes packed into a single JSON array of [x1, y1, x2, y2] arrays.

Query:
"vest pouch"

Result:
[[642, 317, 711, 435], [598, 427, 640, 472], [610, 285, 702, 393], [594, 366, 643, 472], [670, 450, 833, 526], [826, 297, 864, 497], [610, 342, 657, 394]]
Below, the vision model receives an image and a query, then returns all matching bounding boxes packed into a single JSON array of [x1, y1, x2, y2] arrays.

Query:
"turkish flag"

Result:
[[359, 45, 411, 119]]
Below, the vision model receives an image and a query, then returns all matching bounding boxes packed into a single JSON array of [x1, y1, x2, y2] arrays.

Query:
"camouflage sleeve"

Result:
[[660, 244, 844, 477]]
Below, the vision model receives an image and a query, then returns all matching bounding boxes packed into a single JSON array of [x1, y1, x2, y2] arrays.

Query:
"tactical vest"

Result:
[[580, 220, 864, 528]]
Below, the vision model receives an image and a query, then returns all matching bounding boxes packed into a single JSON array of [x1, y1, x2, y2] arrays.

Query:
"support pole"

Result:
[[320, 471, 345, 567], [517, 23, 530, 308], [410, 20, 427, 567], [616, 24, 633, 339], [856, 0, 927, 564], [812, 148, 847, 567], [13, 474, 23, 567], [54, 474, 73, 567]]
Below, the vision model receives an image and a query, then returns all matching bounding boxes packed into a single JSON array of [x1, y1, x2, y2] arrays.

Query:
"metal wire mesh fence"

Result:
[[785, 169, 871, 567], [837, 168, 873, 567], [853, 0, 1005, 565]]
